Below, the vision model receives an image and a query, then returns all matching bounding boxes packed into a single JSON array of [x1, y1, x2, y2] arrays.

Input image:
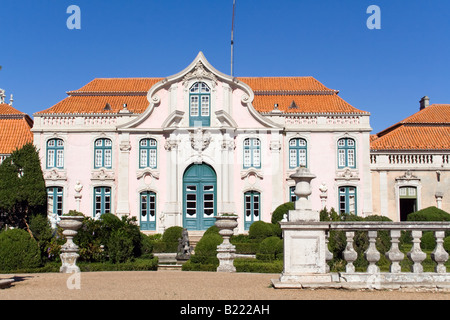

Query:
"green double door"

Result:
[[183, 163, 217, 230]]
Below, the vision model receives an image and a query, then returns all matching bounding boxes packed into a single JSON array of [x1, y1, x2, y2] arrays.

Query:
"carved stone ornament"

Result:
[[119, 141, 131, 152], [190, 128, 211, 152], [396, 170, 419, 181], [183, 61, 217, 88], [44, 169, 67, 181], [136, 169, 160, 180], [336, 168, 359, 181], [91, 168, 115, 181], [164, 138, 179, 151]]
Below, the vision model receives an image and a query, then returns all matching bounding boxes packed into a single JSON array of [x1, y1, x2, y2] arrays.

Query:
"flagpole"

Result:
[[231, 0, 236, 77]]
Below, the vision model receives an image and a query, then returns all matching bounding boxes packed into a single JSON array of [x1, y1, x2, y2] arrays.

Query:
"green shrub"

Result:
[[162, 226, 184, 243], [444, 236, 450, 253], [0, 228, 42, 271], [140, 234, 155, 259], [407, 206, 450, 222], [29, 214, 54, 261], [204, 225, 220, 236], [249, 221, 275, 240], [257, 236, 283, 261], [190, 233, 223, 264], [107, 229, 134, 263], [420, 231, 437, 250], [271, 202, 294, 224], [234, 259, 283, 273]]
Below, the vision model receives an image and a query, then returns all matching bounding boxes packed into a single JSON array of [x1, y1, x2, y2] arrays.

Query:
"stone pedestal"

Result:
[[273, 166, 332, 288], [215, 215, 238, 272], [58, 216, 84, 273]]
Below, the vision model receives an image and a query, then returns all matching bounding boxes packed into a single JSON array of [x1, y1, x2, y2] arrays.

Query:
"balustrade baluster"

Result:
[[365, 230, 380, 273], [325, 230, 333, 273], [407, 230, 427, 273], [431, 231, 449, 273], [386, 230, 404, 273], [343, 231, 357, 273]]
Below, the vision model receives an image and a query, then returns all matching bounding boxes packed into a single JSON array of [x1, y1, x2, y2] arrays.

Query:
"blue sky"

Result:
[[1, 0, 450, 134]]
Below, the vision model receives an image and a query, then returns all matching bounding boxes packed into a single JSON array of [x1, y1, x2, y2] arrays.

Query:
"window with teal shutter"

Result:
[[139, 138, 157, 169], [337, 138, 356, 168], [243, 138, 261, 169], [47, 139, 64, 169], [289, 138, 307, 168], [140, 191, 156, 230], [47, 187, 63, 216], [93, 187, 111, 217], [189, 82, 210, 127], [94, 138, 112, 169], [244, 191, 261, 230], [339, 186, 357, 215]]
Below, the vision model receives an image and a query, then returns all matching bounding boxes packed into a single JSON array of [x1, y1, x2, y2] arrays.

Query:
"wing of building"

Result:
[[0, 93, 34, 164], [370, 97, 450, 221], [32, 52, 373, 232]]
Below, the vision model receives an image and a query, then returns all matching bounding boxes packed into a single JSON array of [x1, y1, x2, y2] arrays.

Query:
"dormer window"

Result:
[[189, 82, 210, 127]]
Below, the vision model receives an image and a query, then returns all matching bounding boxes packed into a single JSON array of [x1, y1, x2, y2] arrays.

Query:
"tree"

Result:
[[0, 143, 47, 234]]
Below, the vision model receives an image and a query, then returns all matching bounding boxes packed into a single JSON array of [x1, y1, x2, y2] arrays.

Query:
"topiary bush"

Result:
[[191, 232, 223, 264], [256, 236, 283, 261], [183, 232, 223, 271], [271, 202, 294, 224], [0, 228, 42, 272], [407, 206, 450, 222], [248, 221, 275, 240]]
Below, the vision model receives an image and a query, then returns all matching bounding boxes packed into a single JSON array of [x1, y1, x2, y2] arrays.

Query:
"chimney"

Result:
[[420, 96, 430, 110]]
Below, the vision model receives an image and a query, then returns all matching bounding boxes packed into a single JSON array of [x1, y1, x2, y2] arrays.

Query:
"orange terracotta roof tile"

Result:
[[0, 105, 33, 154], [0, 103, 26, 115], [401, 104, 450, 124], [370, 126, 450, 151], [237, 77, 334, 92], [36, 76, 368, 115], [252, 94, 368, 114], [371, 104, 450, 151], [36, 95, 150, 114], [68, 78, 163, 94]]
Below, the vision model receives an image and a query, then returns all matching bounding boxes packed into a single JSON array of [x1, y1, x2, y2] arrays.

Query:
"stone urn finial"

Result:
[[289, 166, 316, 211], [215, 215, 238, 272], [58, 215, 84, 273]]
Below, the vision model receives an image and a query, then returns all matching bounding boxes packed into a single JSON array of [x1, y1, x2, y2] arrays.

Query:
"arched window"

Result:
[[94, 138, 112, 169], [47, 139, 64, 169], [337, 138, 356, 168], [244, 191, 261, 230], [139, 138, 157, 169], [243, 138, 261, 169], [47, 187, 63, 217], [289, 138, 307, 168], [140, 191, 156, 230], [189, 82, 210, 127], [94, 186, 111, 217], [339, 186, 357, 215]]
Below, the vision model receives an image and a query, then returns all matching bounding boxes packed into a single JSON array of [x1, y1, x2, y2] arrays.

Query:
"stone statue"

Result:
[[176, 228, 193, 264]]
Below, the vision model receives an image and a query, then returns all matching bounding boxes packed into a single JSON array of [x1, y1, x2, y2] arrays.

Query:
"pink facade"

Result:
[[33, 53, 372, 233]]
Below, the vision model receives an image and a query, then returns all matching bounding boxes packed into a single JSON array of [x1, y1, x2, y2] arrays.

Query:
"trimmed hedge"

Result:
[[0, 228, 42, 272], [407, 206, 450, 222]]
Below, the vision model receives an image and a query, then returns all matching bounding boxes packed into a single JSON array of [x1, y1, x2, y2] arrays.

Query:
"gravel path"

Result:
[[1, 270, 449, 301]]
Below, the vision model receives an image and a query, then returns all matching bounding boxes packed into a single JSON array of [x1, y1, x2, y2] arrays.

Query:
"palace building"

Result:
[[0, 89, 34, 164], [31, 52, 374, 233], [370, 98, 450, 221]]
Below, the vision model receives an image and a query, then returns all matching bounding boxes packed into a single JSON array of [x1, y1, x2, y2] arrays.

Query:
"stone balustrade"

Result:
[[272, 166, 450, 290], [274, 220, 450, 290]]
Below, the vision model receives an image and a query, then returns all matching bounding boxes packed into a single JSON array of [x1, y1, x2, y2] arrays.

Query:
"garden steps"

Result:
[[188, 231, 205, 248]]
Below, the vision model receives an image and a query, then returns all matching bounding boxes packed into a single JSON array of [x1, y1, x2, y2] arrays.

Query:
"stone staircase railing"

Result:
[[274, 220, 450, 290]]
